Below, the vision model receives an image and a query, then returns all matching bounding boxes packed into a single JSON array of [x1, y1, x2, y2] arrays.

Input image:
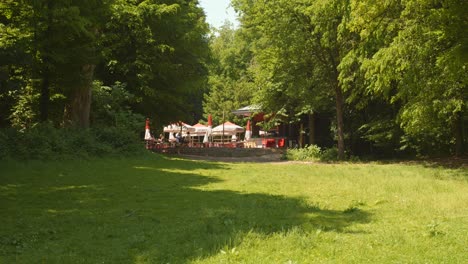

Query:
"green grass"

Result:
[[1, 154, 467, 263]]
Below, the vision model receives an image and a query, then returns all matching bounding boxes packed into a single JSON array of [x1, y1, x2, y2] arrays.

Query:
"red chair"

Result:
[[278, 138, 285, 148]]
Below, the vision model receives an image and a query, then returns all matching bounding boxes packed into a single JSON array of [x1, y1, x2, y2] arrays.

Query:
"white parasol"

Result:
[[211, 121, 245, 135], [144, 118, 152, 140], [192, 123, 210, 136], [244, 119, 252, 141], [163, 122, 196, 133], [203, 131, 209, 143]]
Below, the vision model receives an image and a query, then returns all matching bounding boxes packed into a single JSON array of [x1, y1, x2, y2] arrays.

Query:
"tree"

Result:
[[233, 0, 351, 159], [99, 0, 210, 125], [1, 0, 112, 128], [1, 0, 211, 128], [203, 22, 255, 125], [344, 0, 468, 155]]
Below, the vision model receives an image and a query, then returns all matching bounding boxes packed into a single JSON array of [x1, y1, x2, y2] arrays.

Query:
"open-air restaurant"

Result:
[[144, 112, 286, 150]]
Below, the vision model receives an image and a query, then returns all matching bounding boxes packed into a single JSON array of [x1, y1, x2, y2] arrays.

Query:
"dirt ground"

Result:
[[177, 153, 286, 163], [177, 154, 468, 168]]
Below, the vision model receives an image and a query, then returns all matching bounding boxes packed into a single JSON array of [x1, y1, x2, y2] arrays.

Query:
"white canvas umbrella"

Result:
[[163, 122, 196, 133], [192, 123, 210, 136], [203, 114, 213, 144], [144, 118, 152, 140], [168, 132, 175, 141], [211, 121, 245, 135], [244, 119, 252, 141]]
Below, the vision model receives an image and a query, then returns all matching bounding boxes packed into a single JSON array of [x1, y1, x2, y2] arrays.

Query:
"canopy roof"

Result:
[[232, 105, 262, 117], [212, 121, 245, 135], [163, 122, 195, 133], [192, 123, 211, 135]]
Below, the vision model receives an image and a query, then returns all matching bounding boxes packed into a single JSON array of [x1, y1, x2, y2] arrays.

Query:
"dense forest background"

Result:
[[0, 0, 466, 160]]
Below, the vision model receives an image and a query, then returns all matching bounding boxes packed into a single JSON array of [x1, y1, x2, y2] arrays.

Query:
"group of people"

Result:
[[175, 131, 190, 144], [155, 132, 190, 144], [157, 134, 165, 143]]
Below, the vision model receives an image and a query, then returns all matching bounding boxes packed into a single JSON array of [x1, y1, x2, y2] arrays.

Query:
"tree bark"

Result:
[[335, 84, 345, 160], [68, 64, 95, 128], [454, 111, 464, 156], [39, 70, 50, 122], [308, 113, 315, 145], [299, 123, 304, 148], [38, 0, 53, 122]]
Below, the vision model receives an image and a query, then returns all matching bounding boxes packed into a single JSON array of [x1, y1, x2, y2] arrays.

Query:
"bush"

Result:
[[0, 129, 10, 159], [93, 126, 143, 155], [285, 145, 344, 162], [286, 145, 322, 161], [320, 147, 339, 162], [0, 124, 145, 161]]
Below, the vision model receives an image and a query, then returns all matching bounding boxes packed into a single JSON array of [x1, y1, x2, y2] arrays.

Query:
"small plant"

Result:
[[426, 220, 444, 237], [286, 144, 322, 161], [0, 123, 144, 160], [343, 206, 360, 214], [320, 147, 339, 162], [285, 145, 346, 162]]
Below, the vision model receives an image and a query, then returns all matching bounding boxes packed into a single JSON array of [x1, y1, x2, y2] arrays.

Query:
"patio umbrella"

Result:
[[212, 121, 245, 135], [244, 119, 252, 141], [204, 114, 213, 144], [192, 123, 209, 136], [144, 118, 152, 140], [207, 114, 212, 128], [163, 122, 196, 133]]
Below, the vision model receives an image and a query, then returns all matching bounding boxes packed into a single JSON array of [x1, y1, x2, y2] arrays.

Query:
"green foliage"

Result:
[[230, 0, 467, 157], [344, 0, 468, 156], [1, 0, 211, 128], [0, 124, 144, 160], [0, 79, 146, 160], [320, 147, 339, 162], [101, 0, 210, 124], [203, 23, 255, 125], [91, 81, 144, 131], [286, 144, 322, 161], [286, 145, 342, 162], [93, 126, 143, 155], [232, 0, 353, 159], [9, 83, 38, 130], [2, 0, 466, 157]]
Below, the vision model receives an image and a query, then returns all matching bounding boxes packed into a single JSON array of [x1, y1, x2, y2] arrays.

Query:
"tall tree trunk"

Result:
[[454, 111, 464, 156], [328, 46, 345, 160], [39, 73, 50, 122], [299, 123, 304, 148], [308, 113, 315, 145], [335, 84, 345, 160], [68, 64, 95, 128], [38, 0, 52, 122]]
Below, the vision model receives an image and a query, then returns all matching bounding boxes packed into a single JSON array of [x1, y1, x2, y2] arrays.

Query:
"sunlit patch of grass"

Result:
[[0, 154, 467, 263]]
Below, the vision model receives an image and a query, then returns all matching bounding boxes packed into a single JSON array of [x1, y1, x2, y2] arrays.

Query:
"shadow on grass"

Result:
[[0, 155, 371, 263], [369, 156, 468, 170]]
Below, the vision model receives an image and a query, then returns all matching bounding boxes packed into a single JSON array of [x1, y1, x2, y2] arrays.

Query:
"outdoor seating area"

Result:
[[144, 117, 287, 152]]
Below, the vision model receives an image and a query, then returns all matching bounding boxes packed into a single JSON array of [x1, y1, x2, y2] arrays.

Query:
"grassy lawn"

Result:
[[1, 154, 467, 263]]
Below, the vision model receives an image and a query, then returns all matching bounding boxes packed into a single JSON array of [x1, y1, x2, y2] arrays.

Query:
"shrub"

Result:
[[0, 129, 10, 159], [285, 145, 345, 162], [0, 124, 145, 160], [320, 147, 339, 162], [93, 126, 143, 155], [286, 145, 322, 161]]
